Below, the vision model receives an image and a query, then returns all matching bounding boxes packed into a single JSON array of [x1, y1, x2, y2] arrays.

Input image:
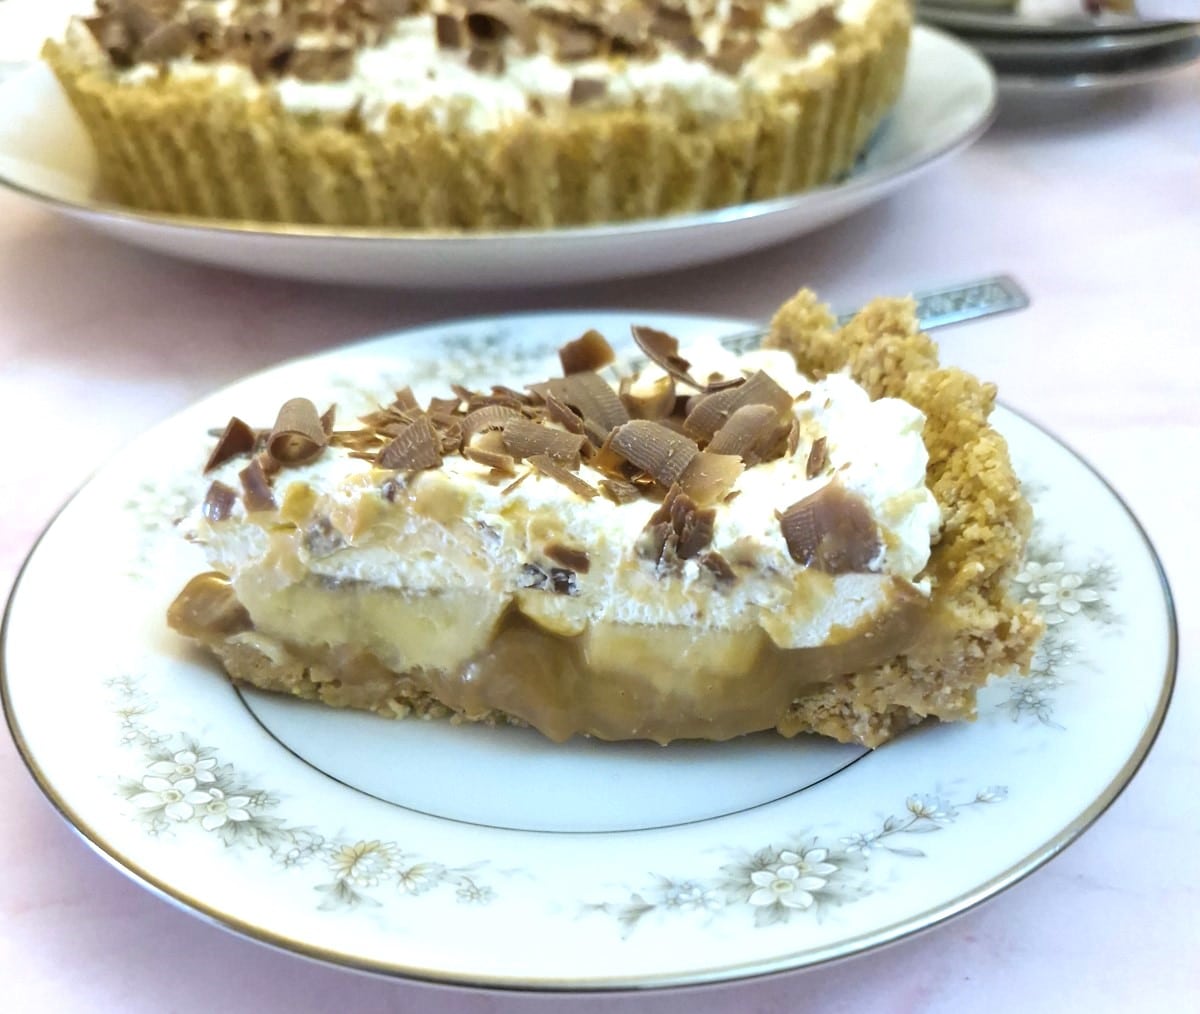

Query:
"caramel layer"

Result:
[[169, 572, 929, 744]]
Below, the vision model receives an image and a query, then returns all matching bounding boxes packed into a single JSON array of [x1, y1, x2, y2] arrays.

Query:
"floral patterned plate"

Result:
[[0, 312, 1176, 990]]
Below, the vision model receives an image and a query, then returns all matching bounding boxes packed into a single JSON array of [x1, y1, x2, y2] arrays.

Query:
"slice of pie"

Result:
[[168, 290, 1042, 747]]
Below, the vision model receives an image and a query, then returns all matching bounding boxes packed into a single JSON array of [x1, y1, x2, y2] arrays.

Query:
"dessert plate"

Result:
[[2, 311, 1175, 990], [967, 19, 1199, 58], [0, 27, 995, 288], [994, 32, 1200, 91], [917, 3, 1191, 36]]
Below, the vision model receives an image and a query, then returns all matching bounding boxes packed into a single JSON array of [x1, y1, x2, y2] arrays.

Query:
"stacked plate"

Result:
[[917, 2, 1200, 92]]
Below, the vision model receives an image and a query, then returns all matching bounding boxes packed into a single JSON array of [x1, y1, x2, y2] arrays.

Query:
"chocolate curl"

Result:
[[267, 398, 329, 466]]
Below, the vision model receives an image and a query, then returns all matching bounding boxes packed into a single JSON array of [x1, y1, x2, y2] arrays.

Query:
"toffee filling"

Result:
[[168, 572, 928, 744]]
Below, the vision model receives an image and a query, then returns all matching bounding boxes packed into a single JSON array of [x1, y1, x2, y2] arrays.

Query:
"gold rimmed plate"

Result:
[[1, 310, 1176, 990]]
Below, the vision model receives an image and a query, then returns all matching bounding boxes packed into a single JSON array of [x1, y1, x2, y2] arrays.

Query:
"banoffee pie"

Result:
[[168, 289, 1043, 747]]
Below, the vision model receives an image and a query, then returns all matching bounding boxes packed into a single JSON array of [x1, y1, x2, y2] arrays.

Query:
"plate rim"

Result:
[[0, 308, 1179, 991], [0, 26, 995, 247], [916, 3, 1194, 37], [966, 21, 1200, 55], [996, 43, 1200, 91]]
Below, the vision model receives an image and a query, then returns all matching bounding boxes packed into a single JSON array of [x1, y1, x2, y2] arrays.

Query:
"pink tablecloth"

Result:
[[2, 73, 1197, 1013]]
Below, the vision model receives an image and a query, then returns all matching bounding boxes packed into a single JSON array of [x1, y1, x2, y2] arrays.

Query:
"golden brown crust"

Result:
[[764, 291, 1043, 746], [42, 3, 910, 228]]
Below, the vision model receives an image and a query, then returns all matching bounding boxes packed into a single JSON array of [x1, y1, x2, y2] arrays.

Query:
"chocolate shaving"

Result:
[[204, 416, 256, 473], [710, 35, 759, 75], [288, 47, 354, 82], [532, 373, 629, 441], [543, 393, 586, 435], [609, 9, 650, 50], [701, 550, 737, 585], [501, 418, 586, 464], [779, 483, 881, 573], [502, 469, 532, 495], [435, 13, 463, 49], [786, 418, 801, 456], [639, 487, 716, 564], [600, 477, 642, 504], [187, 10, 220, 52], [675, 500, 717, 559], [729, 3, 764, 29], [706, 403, 792, 465], [427, 396, 462, 415], [202, 480, 238, 523], [428, 412, 465, 453], [468, 45, 506, 74], [267, 398, 329, 466], [609, 421, 699, 489], [683, 371, 794, 442], [239, 457, 277, 513], [230, 13, 298, 81], [651, 3, 694, 41], [569, 77, 607, 106], [140, 21, 190, 62], [630, 325, 702, 389], [462, 404, 522, 443], [319, 405, 337, 437], [558, 27, 601, 61], [677, 451, 744, 505], [377, 416, 443, 471], [786, 6, 842, 52], [545, 542, 591, 573], [706, 403, 776, 456], [518, 563, 578, 596], [85, 15, 135, 68], [620, 374, 676, 421], [559, 329, 616, 375], [805, 436, 829, 479], [463, 444, 517, 474], [466, 1, 523, 42], [528, 454, 599, 499]]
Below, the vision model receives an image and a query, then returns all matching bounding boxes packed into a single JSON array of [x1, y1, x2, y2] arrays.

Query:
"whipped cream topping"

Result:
[[71, 0, 887, 132], [191, 341, 941, 665]]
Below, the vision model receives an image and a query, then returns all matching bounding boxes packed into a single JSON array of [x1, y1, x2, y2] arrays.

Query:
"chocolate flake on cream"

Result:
[[435, 13, 464, 49], [558, 328, 616, 375], [204, 416, 257, 473], [609, 420, 700, 489], [683, 371, 793, 442], [239, 456, 277, 513], [705, 403, 785, 463], [201, 480, 239, 523], [700, 549, 738, 584], [531, 372, 629, 440], [568, 76, 607, 105], [545, 541, 592, 573], [805, 435, 828, 479], [600, 476, 642, 504], [779, 482, 881, 573], [500, 418, 586, 464], [786, 6, 842, 52], [377, 415, 443, 470], [528, 454, 600, 498]]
